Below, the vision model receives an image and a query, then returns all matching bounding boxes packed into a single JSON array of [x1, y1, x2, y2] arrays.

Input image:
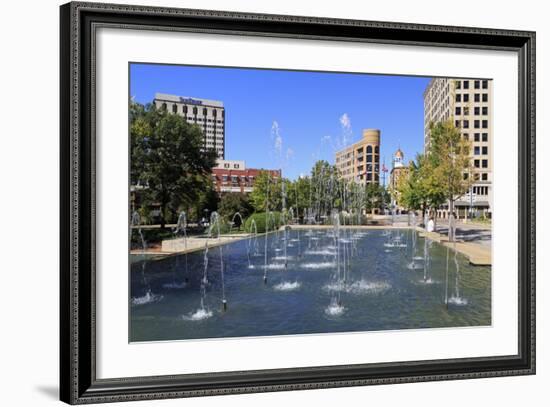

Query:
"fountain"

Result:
[[130, 211, 163, 305]]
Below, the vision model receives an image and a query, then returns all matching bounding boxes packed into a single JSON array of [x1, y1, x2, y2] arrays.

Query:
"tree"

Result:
[[130, 102, 218, 228], [364, 182, 386, 215], [249, 170, 283, 212], [427, 120, 473, 240], [287, 176, 311, 222], [218, 193, 253, 227], [397, 153, 445, 219]]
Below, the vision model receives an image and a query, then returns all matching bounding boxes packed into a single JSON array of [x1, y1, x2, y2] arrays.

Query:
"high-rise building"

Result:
[[335, 129, 381, 186], [153, 93, 226, 159], [423, 78, 493, 219]]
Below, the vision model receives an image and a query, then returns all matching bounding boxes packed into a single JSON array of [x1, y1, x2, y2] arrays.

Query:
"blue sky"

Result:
[[130, 63, 431, 182]]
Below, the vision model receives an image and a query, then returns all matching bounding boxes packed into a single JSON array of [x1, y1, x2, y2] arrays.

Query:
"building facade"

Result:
[[335, 129, 381, 186], [389, 148, 409, 213], [423, 78, 493, 219], [153, 93, 226, 159], [212, 160, 281, 194]]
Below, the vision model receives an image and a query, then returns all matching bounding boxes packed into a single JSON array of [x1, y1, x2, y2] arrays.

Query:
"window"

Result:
[[455, 94, 461, 102], [482, 106, 488, 115], [366, 155, 372, 163], [464, 106, 470, 115], [482, 133, 488, 142], [366, 145, 373, 154], [455, 120, 461, 128], [474, 120, 480, 129], [193, 106, 198, 115], [455, 107, 461, 115], [474, 159, 480, 168], [463, 80, 469, 89], [374, 146, 379, 154], [203, 108, 208, 116], [463, 134, 469, 141], [224, 163, 230, 168], [366, 173, 372, 181], [482, 159, 488, 168], [234, 164, 240, 169], [474, 93, 480, 102], [474, 133, 480, 142], [482, 80, 488, 89], [474, 80, 480, 89], [455, 80, 461, 89], [463, 120, 469, 129], [482, 173, 488, 181], [474, 107, 480, 115], [474, 146, 480, 155], [482, 120, 488, 128], [463, 94, 470, 102], [213, 109, 217, 117], [482, 93, 488, 102], [172, 104, 177, 113], [161, 102, 167, 110], [482, 146, 488, 155], [182, 105, 188, 114]]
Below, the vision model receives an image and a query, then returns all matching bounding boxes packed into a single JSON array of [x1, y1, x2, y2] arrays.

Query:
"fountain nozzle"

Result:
[[222, 299, 228, 311]]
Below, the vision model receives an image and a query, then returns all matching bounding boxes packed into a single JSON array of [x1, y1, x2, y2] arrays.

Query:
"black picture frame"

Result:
[[60, 1, 536, 404]]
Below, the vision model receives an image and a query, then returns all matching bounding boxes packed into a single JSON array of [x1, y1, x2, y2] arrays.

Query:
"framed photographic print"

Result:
[[60, 1, 536, 404]]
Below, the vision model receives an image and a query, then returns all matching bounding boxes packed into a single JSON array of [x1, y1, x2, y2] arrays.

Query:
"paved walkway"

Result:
[[419, 226, 492, 266]]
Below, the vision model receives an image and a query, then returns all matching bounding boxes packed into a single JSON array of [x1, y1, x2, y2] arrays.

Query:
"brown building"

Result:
[[335, 129, 381, 185], [211, 160, 281, 194], [389, 148, 409, 212]]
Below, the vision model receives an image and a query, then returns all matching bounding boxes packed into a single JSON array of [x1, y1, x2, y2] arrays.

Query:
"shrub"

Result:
[[244, 211, 282, 234]]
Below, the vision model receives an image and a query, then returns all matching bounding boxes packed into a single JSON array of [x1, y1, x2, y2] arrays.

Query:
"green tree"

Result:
[[249, 170, 283, 212], [364, 182, 386, 214], [427, 120, 473, 239], [130, 102, 218, 228], [218, 193, 253, 227]]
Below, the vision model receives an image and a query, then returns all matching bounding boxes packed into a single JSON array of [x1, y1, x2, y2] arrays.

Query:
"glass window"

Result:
[[374, 146, 379, 154], [482, 159, 488, 168], [161, 103, 167, 110], [482, 80, 488, 89], [482, 120, 488, 128], [463, 80, 469, 89], [474, 159, 480, 168], [482, 106, 488, 115], [474, 133, 480, 142], [482, 93, 488, 102], [474, 80, 480, 89], [455, 80, 461, 89], [474, 120, 480, 129], [463, 120, 469, 129], [172, 104, 177, 113], [474, 146, 480, 155], [482, 173, 488, 181], [474, 93, 480, 102], [474, 107, 480, 115], [455, 107, 461, 115], [482, 133, 488, 142], [366, 145, 373, 154], [463, 94, 470, 102], [455, 94, 461, 102], [482, 146, 488, 155]]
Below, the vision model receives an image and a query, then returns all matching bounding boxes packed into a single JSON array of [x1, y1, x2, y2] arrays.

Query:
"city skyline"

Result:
[[130, 63, 430, 180]]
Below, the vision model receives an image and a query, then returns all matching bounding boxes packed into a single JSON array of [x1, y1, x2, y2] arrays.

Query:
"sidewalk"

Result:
[[418, 229, 491, 266]]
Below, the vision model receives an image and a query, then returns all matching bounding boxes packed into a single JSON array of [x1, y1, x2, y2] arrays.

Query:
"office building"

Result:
[[153, 93, 226, 159], [423, 78, 493, 219]]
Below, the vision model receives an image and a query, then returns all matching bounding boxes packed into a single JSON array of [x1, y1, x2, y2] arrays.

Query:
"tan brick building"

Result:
[[335, 129, 381, 186]]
